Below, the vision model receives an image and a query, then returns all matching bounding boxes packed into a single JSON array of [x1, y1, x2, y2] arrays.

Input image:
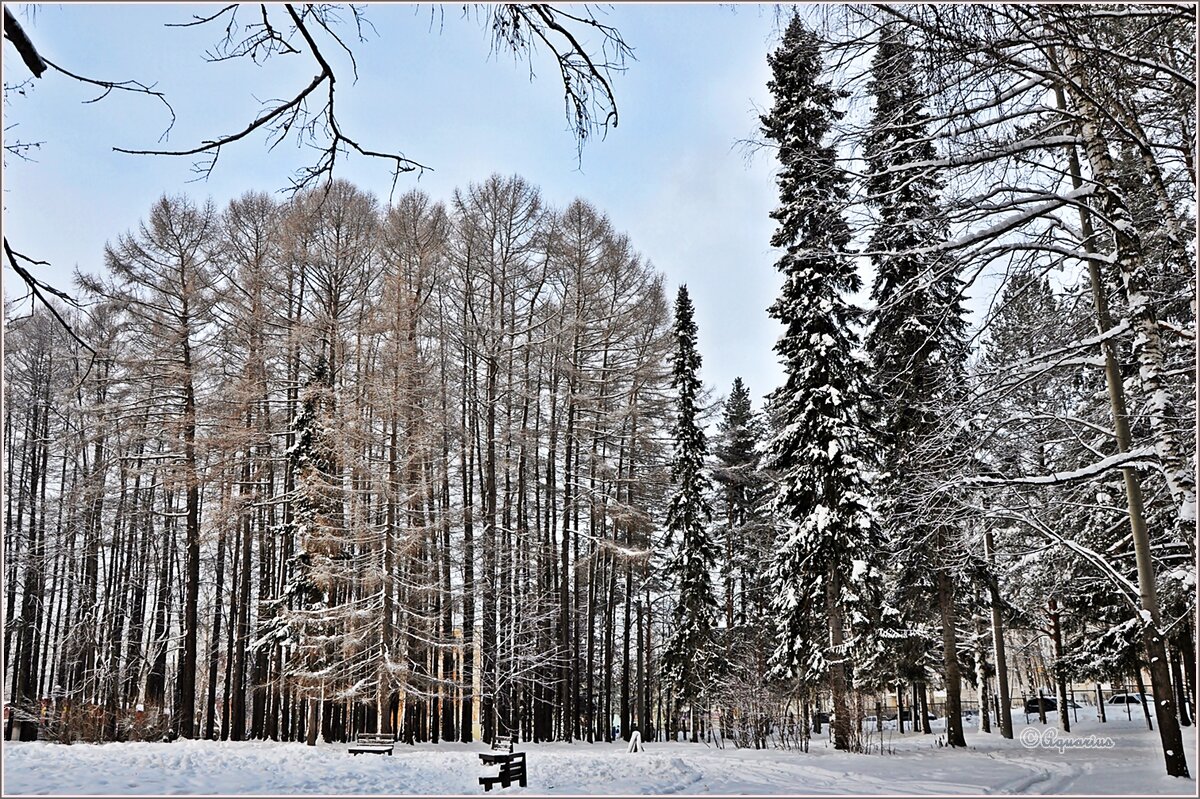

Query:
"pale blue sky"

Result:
[[3, 3, 804, 404]]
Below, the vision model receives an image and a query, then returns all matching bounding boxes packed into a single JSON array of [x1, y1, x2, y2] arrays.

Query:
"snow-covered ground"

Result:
[[3, 709, 1195, 795]]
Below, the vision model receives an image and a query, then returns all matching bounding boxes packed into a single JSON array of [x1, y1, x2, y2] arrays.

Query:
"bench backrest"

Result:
[[498, 752, 525, 772], [357, 733, 394, 744]]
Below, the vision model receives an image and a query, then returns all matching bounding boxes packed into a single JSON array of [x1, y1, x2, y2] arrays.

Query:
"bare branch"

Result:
[[3, 237, 94, 356], [41, 57, 176, 142], [3, 6, 46, 78], [164, 4, 238, 29]]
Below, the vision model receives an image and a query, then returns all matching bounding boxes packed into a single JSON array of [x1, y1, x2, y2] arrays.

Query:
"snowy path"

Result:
[[3, 712, 1195, 795]]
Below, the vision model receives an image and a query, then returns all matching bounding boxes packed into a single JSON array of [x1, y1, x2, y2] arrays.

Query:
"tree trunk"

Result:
[[305, 696, 319, 747], [1053, 67, 1190, 777], [1048, 598, 1070, 733], [204, 522, 228, 740], [230, 449, 253, 740], [936, 566, 965, 747], [178, 324, 202, 740], [975, 612, 991, 734], [459, 340, 476, 743], [1171, 648, 1192, 727], [826, 569, 851, 751], [985, 530, 1013, 739]]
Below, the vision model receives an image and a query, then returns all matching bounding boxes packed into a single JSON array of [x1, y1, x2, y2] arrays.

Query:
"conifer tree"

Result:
[[862, 25, 969, 748], [660, 284, 721, 734], [256, 355, 388, 744], [760, 15, 886, 752], [257, 356, 343, 744], [712, 377, 774, 739], [712, 377, 769, 630]]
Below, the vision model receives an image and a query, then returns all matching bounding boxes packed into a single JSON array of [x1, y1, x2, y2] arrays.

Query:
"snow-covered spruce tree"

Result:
[[862, 24, 969, 749], [254, 356, 336, 745], [256, 354, 388, 745], [827, 7, 1193, 772], [711, 377, 774, 746], [712, 377, 771, 630], [760, 15, 887, 752], [660, 284, 722, 740]]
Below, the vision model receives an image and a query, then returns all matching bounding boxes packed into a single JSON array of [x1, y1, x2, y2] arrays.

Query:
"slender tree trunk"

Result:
[[16, 385, 48, 741], [827, 569, 851, 751], [178, 323, 202, 739], [985, 531, 1013, 739], [440, 422, 455, 742], [560, 394, 577, 741], [974, 612, 991, 734], [1048, 597, 1070, 733], [231, 448, 253, 740], [306, 695, 319, 747], [460, 340, 476, 743], [1053, 69, 1190, 778], [1171, 648, 1191, 727], [204, 522, 228, 740]]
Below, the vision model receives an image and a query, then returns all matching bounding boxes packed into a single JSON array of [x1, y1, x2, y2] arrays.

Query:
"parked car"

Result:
[[1107, 693, 1153, 705], [1023, 697, 1081, 714]]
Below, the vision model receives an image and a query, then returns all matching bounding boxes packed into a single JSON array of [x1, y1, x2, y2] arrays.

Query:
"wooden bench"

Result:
[[348, 732, 395, 756], [479, 734, 515, 766], [478, 751, 526, 791]]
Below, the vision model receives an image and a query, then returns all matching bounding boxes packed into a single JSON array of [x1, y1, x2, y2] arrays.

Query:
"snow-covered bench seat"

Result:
[[348, 732, 394, 756]]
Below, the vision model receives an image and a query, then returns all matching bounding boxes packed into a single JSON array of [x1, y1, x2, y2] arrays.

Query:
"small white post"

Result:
[[627, 729, 643, 753]]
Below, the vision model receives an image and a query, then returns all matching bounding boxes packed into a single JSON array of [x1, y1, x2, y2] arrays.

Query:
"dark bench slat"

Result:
[[479, 772, 527, 790]]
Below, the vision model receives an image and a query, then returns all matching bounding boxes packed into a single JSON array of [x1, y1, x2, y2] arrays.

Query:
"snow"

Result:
[[3, 710, 1195, 795], [966, 446, 1157, 487]]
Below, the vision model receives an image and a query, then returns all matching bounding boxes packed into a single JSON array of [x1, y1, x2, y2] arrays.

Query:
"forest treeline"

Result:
[[5, 174, 689, 747], [3, 2, 1196, 779]]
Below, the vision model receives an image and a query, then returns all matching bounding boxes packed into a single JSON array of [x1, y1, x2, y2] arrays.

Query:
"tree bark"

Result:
[[1049, 598, 1070, 733], [984, 530, 1013, 738], [936, 565, 966, 747]]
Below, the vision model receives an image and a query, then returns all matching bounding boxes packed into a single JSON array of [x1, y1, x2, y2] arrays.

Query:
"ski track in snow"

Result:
[[982, 750, 1079, 795], [3, 711, 1196, 796]]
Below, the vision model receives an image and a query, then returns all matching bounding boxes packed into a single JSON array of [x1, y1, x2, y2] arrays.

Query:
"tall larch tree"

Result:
[[660, 284, 721, 740], [92, 194, 219, 739], [760, 15, 886, 752]]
